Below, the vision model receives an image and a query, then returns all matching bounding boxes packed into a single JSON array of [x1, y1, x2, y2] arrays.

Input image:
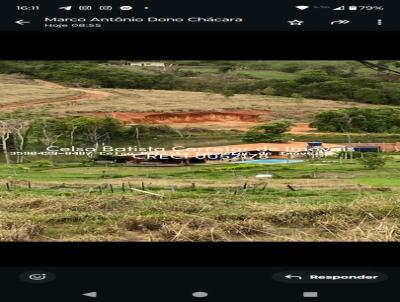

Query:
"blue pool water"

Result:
[[236, 159, 304, 164]]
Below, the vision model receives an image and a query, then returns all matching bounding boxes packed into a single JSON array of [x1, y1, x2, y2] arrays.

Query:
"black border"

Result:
[[1, 30, 400, 267], [0, 243, 397, 266], [0, 31, 398, 59]]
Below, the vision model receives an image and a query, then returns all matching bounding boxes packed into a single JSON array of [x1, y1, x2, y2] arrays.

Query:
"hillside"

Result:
[[1, 61, 400, 106], [0, 74, 386, 132]]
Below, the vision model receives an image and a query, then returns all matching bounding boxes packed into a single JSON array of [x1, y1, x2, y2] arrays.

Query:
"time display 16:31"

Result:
[[16, 6, 40, 11]]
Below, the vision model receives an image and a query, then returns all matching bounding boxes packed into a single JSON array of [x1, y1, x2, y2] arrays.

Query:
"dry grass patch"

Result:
[[0, 84, 81, 106], [0, 218, 43, 242], [1, 190, 400, 242], [47, 89, 381, 121], [0, 74, 36, 84]]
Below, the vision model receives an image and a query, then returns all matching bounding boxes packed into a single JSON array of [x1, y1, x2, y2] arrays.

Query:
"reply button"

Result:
[[273, 271, 388, 284]]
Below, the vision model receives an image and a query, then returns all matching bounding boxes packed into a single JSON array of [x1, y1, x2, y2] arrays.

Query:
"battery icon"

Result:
[[349, 6, 358, 10]]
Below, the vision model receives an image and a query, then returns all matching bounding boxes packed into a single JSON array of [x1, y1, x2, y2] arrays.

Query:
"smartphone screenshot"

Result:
[[0, 0, 399, 301]]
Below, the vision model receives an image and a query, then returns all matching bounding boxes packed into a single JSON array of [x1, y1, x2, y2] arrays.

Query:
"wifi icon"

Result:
[[296, 5, 310, 10]]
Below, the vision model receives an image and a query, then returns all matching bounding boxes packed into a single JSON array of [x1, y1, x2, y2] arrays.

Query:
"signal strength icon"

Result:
[[333, 6, 346, 10], [296, 5, 309, 10]]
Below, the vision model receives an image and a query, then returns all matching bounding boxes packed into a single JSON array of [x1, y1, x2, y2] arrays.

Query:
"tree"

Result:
[[0, 111, 37, 164], [243, 120, 293, 143], [296, 70, 330, 84], [65, 120, 78, 147], [357, 60, 400, 75], [0, 120, 11, 164], [0, 118, 31, 164], [311, 108, 400, 133], [9, 119, 30, 163], [218, 65, 235, 73], [221, 89, 235, 97], [358, 153, 387, 169], [30, 118, 67, 149], [68, 116, 122, 150]]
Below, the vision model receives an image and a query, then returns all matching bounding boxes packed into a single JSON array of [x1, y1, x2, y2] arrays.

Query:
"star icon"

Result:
[[288, 19, 304, 26]]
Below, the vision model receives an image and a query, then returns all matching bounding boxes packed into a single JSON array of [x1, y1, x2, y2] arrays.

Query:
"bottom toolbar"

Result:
[[1, 267, 399, 301]]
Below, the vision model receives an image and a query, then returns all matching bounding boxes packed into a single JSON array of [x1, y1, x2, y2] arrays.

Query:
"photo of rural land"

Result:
[[0, 60, 400, 242]]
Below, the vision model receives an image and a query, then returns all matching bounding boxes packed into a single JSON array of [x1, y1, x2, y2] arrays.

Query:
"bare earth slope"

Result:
[[0, 74, 383, 131]]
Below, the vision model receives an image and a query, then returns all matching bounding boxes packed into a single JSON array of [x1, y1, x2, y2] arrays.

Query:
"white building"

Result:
[[127, 62, 167, 68]]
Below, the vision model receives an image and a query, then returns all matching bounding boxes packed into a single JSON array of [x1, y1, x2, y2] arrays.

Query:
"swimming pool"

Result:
[[236, 159, 304, 164]]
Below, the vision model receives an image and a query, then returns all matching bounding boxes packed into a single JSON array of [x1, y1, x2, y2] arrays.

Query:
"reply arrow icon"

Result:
[[285, 274, 303, 280]]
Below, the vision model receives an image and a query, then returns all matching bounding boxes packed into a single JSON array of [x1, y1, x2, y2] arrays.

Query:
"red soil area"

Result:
[[91, 110, 274, 130], [92, 111, 318, 133], [95, 110, 271, 124]]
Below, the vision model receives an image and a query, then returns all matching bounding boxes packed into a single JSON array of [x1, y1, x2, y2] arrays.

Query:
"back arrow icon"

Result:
[[15, 20, 31, 26]]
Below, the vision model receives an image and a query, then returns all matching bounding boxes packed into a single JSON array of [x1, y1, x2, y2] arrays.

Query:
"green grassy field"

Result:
[[1, 157, 399, 242]]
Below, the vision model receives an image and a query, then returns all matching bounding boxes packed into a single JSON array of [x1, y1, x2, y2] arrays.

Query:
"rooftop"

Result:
[[145, 142, 345, 158]]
